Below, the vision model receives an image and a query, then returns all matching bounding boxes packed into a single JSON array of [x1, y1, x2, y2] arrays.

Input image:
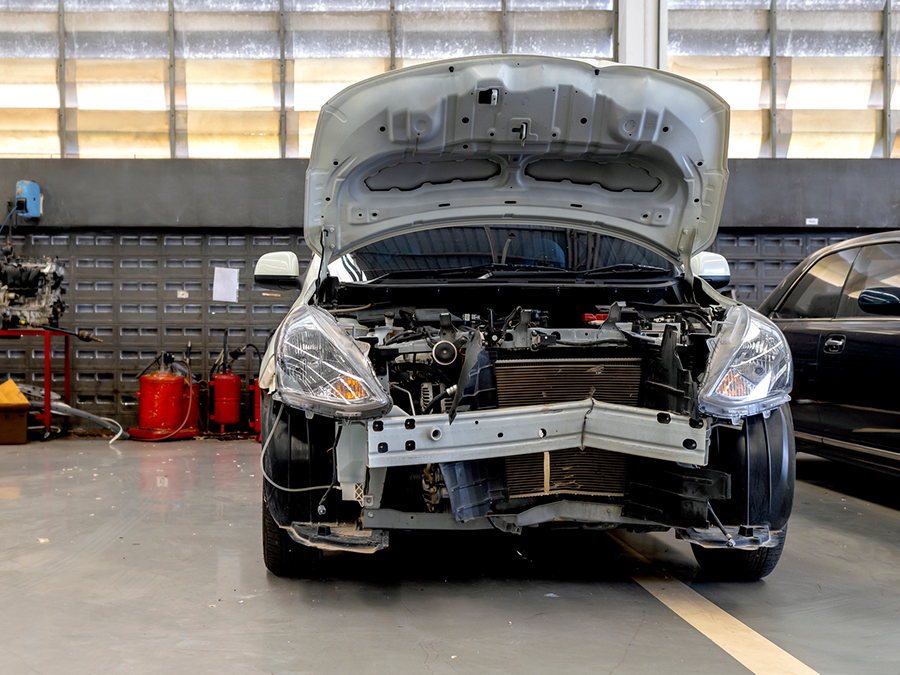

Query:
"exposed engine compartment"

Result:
[[0, 243, 66, 329], [319, 278, 728, 521]]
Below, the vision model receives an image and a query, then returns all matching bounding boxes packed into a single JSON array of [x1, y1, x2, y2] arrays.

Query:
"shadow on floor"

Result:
[[269, 528, 650, 588], [796, 452, 900, 511]]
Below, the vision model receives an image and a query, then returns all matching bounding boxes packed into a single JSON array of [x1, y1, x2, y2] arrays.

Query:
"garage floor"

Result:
[[1, 439, 897, 675]]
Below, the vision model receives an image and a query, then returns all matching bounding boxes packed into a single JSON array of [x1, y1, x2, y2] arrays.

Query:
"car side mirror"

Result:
[[857, 286, 900, 315], [690, 252, 731, 290], [254, 251, 302, 289]]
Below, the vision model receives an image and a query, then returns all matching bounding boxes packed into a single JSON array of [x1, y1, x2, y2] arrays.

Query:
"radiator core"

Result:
[[504, 448, 629, 498], [494, 357, 641, 408]]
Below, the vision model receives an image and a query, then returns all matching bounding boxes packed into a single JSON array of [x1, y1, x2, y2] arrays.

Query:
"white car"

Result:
[[255, 55, 795, 581]]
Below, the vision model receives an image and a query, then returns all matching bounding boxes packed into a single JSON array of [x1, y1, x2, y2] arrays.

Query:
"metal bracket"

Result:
[[363, 508, 493, 531], [488, 517, 521, 534], [511, 309, 533, 347], [438, 312, 456, 342], [287, 523, 388, 553], [677, 524, 779, 550], [491, 502, 640, 529]]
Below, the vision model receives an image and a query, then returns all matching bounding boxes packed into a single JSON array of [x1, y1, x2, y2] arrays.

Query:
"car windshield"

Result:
[[339, 225, 675, 281]]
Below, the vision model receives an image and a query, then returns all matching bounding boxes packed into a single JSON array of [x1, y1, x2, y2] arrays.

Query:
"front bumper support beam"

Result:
[[366, 398, 709, 468]]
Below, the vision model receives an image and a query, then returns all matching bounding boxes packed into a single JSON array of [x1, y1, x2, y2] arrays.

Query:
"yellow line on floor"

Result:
[[615, 537, 821, 675]]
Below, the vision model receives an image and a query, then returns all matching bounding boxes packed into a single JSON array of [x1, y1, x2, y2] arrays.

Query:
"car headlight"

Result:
[[698, 304, 792, 422], [274, 304, 391, 419]]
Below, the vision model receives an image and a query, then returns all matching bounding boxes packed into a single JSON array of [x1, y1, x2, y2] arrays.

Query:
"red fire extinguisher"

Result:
[[128, 350, 198, 441], [207, 339, 264, 435]]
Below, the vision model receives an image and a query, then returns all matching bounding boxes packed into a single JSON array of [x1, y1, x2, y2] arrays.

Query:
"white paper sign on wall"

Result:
[[213, 267, 239, 303]]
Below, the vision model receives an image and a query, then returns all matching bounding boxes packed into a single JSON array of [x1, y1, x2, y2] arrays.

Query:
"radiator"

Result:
[[504, 448, 629, 498], [494, 357, 641, 408]]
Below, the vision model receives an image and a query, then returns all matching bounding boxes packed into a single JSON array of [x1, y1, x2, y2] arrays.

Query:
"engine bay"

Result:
[[320, 278, 727, 422], [300, 277, 733, 521]]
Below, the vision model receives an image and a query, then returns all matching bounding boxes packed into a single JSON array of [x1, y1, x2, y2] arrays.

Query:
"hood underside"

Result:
[[305, 55, 730, 265]]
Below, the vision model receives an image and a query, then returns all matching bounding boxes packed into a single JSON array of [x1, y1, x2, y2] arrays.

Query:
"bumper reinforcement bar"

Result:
[[366, 398, 709, 468]]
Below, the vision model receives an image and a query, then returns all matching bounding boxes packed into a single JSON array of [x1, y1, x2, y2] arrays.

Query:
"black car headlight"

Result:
[[274, 304, 391, 420], [698, 305, 793, 422]]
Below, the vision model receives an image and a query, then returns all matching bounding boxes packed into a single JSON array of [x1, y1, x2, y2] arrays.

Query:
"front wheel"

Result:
[[692, 405, 795, 581], [262, 489, 322, 577], [691, 527, 787, 581]]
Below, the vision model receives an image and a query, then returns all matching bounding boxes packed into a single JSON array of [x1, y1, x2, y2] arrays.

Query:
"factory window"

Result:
[[0, 1, 613, 158], [668, 1, 897, 158]]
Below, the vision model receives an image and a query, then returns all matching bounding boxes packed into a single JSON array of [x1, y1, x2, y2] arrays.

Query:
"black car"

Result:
[[758, 231, 900, 474]]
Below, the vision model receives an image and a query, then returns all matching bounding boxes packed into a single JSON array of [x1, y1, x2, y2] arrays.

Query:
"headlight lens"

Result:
[[698, 304, 793, 421], [274, 304, 391, 419]]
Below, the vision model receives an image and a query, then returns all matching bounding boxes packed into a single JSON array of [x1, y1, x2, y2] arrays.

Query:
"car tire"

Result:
[[691, 527, 787, 581], [262, 489, 322, 577], [692, 404, 795, 581]]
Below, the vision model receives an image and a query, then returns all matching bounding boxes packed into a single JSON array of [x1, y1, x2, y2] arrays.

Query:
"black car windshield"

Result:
[[342, 225, 676, 281]]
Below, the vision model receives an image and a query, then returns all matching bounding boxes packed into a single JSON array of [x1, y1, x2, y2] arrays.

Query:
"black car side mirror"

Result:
[[858, 286, 900, 316]]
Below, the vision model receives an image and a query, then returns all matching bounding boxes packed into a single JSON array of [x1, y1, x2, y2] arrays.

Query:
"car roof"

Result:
[[812, 230, 900, 256], [757, 229, 900, 315]]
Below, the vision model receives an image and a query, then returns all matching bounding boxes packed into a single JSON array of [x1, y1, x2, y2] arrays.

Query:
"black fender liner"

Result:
[[623, 404, 794, 533], [706, 403, 795, 531], [260, 393, 342, 527]]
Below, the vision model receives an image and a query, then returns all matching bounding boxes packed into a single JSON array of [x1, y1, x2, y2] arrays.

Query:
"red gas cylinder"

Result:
[[211, 370, 241, 426], [128, 371, 198, 441], [137, 372, 185, 430]]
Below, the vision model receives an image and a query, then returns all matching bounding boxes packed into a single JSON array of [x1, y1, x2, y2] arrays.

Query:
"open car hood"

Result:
[[305, 55, 729, 267]]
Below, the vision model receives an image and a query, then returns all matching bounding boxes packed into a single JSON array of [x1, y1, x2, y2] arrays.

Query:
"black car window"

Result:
[[774, 248, 857, 319], [836, 243, 900, 318]]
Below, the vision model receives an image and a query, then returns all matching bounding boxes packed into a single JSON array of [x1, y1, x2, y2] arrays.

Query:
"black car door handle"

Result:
[[823, 335, 846, 354]]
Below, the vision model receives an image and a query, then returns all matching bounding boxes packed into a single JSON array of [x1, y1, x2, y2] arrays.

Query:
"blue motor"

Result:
[[15, 180, 42, 219]]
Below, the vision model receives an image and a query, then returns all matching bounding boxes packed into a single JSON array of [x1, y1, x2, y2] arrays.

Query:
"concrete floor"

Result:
[[1, 439, 898, 675]]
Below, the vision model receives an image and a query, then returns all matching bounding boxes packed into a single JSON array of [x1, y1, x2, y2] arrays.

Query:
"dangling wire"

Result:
[[0, 208, 15, 236], [316, 425, 343, 515], [259, 400, 334, 494]]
